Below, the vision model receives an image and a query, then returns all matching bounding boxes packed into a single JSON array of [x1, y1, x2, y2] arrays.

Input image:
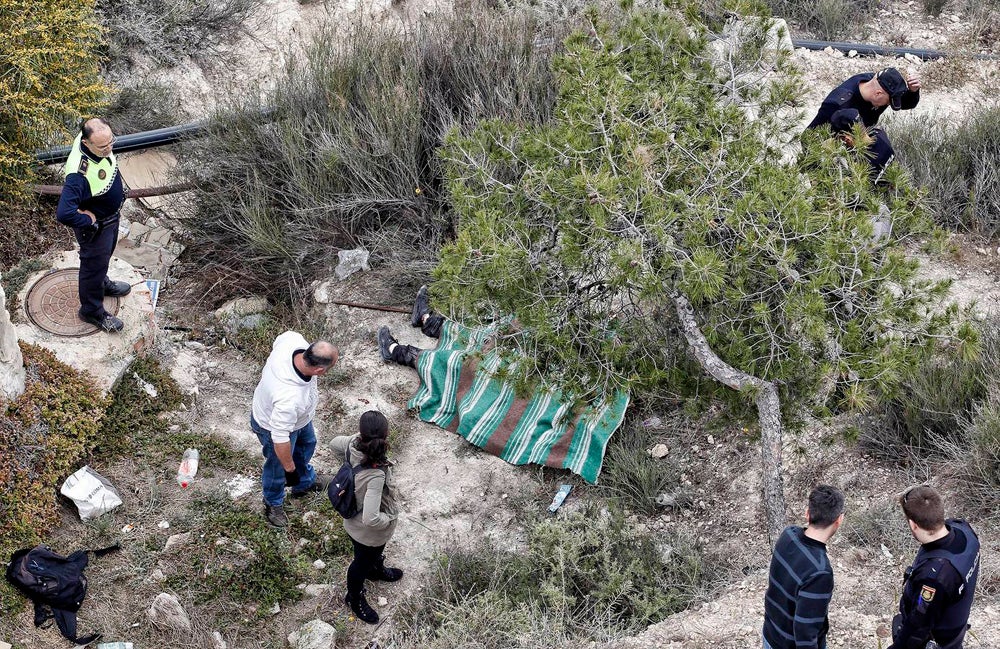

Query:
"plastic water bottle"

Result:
[[177, 449, 199, 488]]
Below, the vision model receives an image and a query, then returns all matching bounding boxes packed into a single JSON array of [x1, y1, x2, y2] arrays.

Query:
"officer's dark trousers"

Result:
[[74, 215, 119, 318]]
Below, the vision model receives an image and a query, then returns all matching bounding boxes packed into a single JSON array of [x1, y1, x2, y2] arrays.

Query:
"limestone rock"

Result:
[[288, 619, 337, 649], [214, 296, 268, 320], [147, 592, 192, 632]]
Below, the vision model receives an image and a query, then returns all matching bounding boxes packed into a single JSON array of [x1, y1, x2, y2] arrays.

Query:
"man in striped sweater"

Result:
[[763, 485, 846, 649]]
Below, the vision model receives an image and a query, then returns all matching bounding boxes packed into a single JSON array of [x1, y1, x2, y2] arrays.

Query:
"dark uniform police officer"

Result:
[[56, 117, 131, 332], [806, 67, 920, 184], [890, 485, 981, 649], [808, 67, 921, 130]]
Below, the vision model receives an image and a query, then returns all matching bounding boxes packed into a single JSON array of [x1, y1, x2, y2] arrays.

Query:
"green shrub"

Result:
[[0, 343, 107, 612], [96, 355, 185, 457], [889, 107, 1000, 237], [876, 351, 987, 454], [2, 258, 49, 315], [945, 399, 1000, 516], [176, 8, 563, 303], [166, 494, 308, 616], [392, 506, 711, 646]]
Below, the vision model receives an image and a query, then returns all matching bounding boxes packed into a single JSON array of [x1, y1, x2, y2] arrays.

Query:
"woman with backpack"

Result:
[[330, 410, 402, 624]]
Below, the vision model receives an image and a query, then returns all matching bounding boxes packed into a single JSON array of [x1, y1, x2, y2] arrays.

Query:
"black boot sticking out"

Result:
[[345, 588, 379, 624], [411, 285, 430, 327]]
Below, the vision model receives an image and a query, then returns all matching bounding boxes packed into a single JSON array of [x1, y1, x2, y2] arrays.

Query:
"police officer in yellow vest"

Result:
[[56, 118, 131, 332]]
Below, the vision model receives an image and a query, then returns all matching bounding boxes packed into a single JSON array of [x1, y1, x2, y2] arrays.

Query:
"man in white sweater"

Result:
[[251, 331, 339, 527]]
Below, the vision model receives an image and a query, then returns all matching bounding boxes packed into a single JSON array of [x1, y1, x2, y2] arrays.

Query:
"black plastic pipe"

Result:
[[791, 38, 999, 61], [34, 119, 210, 165]]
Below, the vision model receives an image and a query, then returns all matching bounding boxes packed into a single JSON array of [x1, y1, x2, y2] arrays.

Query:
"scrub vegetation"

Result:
[[890, 106, 1000, 238], [391, 507, 714, 647], [176, 9, 564, 301]]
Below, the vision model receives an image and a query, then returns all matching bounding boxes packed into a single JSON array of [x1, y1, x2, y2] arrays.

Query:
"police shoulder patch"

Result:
[[920, 585, 936, 602]]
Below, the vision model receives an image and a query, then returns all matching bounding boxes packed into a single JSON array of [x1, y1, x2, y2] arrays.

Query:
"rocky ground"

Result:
[[5, 0, 1000, 648]]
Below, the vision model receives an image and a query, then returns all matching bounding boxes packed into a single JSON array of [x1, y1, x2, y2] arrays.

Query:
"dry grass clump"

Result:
[[390, 506, 714, 648], [889, 106, 1000, 238], [764, 0, 879, 39], [861, 314, 1000, 518]]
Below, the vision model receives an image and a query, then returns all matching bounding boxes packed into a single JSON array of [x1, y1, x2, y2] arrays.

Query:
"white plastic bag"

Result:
[[60, 466, 123, 520]]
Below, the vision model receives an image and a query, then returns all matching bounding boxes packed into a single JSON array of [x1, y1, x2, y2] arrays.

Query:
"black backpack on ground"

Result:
[[5, 543, 119, 645], [327, 447, 382, 518]]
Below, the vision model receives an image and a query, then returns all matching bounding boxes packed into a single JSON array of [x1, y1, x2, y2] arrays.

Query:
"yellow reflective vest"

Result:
[[63, 133, 118, 197]]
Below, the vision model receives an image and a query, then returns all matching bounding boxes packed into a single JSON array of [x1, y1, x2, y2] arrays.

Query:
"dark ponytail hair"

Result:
[[357, 410, 389, 464]]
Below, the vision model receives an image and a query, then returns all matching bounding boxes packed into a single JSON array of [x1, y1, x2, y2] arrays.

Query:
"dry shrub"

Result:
[[764, 0, 879, 39], [177, 8, 565, 304], [889, 106, 1000, 237]]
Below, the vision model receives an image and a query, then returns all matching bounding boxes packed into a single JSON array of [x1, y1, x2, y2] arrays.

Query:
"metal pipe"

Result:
[[326, 299, 410, 314], [34, 120, 211, 165], [31, 182, 195, 198], [791, 38, 1000, 61]]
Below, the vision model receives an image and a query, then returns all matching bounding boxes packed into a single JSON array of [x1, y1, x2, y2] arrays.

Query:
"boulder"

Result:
[[147, 592, 192, 632], [288, 619, 337, 649], [214, 296, 268, 320]]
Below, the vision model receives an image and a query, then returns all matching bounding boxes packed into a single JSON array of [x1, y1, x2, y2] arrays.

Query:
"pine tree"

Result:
[[434, 3, 974, 539]]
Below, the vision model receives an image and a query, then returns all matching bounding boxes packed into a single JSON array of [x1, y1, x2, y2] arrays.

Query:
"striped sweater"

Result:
[[763, 526, 835, 649]]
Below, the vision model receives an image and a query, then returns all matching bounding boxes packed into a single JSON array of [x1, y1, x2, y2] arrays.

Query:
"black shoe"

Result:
[[378, 326, 397, 362], [345, 589, 379, 624], [79, 310, 124, 333], [410, 285, 430, 327], [368, 565, 404, 582], [289, 475, 329, 499], [103, 280, 131, 297], [263, 501, 288, 527]]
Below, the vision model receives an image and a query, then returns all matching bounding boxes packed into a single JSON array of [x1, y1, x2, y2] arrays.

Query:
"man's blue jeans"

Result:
[[251, 414, 317, 506]]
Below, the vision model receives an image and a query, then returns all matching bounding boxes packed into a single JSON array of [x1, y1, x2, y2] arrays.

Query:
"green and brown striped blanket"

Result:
[[407, 320, 629, 483]]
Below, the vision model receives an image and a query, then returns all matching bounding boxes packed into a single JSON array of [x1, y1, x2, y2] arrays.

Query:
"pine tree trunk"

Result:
[[671, 292, 786, 544], [0, 273, 26, 400]]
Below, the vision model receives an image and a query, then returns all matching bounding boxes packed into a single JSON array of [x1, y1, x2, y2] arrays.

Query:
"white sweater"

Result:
[[251, 331, 318, 444]]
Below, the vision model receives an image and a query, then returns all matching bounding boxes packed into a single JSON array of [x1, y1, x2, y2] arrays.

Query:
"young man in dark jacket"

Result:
[[762, 485, 845, 649], [889, 486, 980, 649]]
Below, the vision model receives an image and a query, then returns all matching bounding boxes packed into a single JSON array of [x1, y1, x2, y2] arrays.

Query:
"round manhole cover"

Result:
[[25, 268, 121, 337]]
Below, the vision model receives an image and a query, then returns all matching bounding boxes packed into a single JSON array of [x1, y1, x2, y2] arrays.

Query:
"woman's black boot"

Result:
[[344, 588, 379, 624]]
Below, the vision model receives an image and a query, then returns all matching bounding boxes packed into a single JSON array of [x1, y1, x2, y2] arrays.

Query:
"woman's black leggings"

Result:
[[347, 537, 386, 596]]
